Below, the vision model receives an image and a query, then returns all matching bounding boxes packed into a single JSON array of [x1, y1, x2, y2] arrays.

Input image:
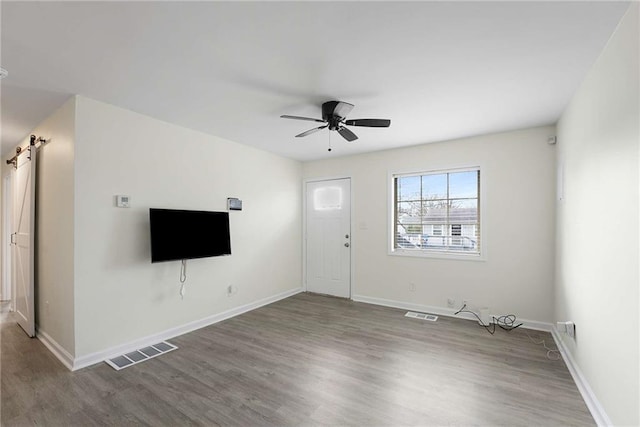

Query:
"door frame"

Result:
[[2, 170, 13, 305], [302, 176, 355, 298]]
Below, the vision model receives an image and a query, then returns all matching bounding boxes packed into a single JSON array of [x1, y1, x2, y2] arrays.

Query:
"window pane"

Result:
[[449, 199, 478, 223], [313, 186, 343, 210], [449, 171, 478, 199], [395, 232, 418, 249], [397, 201, 421, 218], [462, 224, 476, 236], [404, 224, 422, 234], [422, 200, 447, 224], [397, 176, 421, 201], [422, 174, 447, 199], [422, 224, 446, 249]]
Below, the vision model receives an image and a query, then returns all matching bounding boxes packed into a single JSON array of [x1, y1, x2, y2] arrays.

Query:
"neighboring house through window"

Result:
[[391, 168, 481, 257]]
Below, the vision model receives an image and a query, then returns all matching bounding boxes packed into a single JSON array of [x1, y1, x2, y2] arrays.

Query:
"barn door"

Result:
[[12, 144, 36, 337]]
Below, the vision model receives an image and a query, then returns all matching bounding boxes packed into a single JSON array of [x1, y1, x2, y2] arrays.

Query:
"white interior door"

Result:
[[13, 146, 36, 337], [306, 178, 351, 298]]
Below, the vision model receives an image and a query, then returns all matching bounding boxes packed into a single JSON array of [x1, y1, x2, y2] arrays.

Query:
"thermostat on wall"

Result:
[[116, 195, 131, 208], [227, 198, 242, 211]]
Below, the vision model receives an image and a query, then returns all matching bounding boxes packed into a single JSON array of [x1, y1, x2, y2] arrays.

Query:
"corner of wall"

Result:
[[554, 3, 639, 425], [35, 95, 77, 359]]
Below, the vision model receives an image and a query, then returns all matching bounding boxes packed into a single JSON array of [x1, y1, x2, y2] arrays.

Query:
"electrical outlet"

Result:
[[409, 282, 416, 292], [566, 321, 575, 338], [557, 321, 576, 338], [447, 298, 455, 308], [478, 307, 491, 325]]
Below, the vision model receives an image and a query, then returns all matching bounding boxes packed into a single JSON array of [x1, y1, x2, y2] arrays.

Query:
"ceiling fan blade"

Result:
[[337, 126, 358, 142], [344, 118, 391, 128], [333, 101, 354, 119], [281, 115, 326, 123], [295, 125, 328, 138]]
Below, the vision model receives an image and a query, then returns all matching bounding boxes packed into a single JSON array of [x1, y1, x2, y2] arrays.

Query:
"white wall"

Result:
[[1, 97, 76, 354], [303, 126, 556, 322], [73, 96, 302, 358], [556, 4, 639, 425]]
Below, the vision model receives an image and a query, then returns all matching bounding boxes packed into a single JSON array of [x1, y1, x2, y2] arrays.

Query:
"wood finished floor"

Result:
[[1, 293, 594, 426]]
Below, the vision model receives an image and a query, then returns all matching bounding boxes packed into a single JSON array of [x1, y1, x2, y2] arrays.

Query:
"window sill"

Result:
[[389, 248, 485, 262]]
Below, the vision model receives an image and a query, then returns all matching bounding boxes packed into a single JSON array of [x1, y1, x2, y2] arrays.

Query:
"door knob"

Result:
[[344, 242, 350, 247], [345, 234, 349, 239]]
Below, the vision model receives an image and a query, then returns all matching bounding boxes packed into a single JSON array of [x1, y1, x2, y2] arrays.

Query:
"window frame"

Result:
[[388, 166, 486, 261]]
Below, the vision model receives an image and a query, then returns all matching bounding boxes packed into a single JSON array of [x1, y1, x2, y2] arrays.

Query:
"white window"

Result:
[[391, 168, 481, 257]]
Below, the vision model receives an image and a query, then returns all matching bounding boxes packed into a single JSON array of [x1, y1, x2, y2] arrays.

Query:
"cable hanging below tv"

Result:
[[149, 208, 232, 298]]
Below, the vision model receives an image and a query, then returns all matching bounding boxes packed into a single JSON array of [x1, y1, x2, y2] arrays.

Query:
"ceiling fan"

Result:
[[281, 101, 391, 142]]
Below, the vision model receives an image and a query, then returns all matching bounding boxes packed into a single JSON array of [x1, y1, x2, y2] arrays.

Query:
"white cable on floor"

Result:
[[524, 330, 561, 360]]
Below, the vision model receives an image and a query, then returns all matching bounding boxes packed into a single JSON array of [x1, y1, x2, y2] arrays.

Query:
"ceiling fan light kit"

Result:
[[281, 100, 391, 147]]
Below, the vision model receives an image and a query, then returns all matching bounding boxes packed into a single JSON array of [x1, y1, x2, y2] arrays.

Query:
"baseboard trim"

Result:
[[72, 287, 303, 371], [551, 328, 612, 426], [351, 294, 553, 331], [36, 329, 74, 371]]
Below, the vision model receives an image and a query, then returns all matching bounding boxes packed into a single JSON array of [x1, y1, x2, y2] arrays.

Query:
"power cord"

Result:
[[179, 259, 187, 299], [454, 304, 497, 334], [524, 330, 561, 361], [454, 304, 523, 334], [493, 314, 523, 331], [454, 304, 560, 361]]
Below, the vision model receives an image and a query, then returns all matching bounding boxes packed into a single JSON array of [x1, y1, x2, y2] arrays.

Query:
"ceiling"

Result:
[[1, 1, 629, 161]]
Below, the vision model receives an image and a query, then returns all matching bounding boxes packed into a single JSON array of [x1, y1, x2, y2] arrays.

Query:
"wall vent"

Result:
[[105, 341, 177, 370], [405, 311, 438, 321]]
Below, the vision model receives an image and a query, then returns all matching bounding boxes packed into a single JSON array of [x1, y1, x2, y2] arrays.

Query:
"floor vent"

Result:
[[405, 311, 438, 321], [105, 341, 177, 371]]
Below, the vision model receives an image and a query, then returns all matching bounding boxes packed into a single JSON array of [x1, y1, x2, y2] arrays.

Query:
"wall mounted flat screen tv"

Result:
[[149, 208, 231, 263]]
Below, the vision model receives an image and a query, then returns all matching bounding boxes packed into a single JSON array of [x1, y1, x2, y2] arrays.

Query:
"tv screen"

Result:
[[149, 208, 231, 263]]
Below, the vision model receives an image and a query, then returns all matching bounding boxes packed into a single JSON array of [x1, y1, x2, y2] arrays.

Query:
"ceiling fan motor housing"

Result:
[[322, 101, 345, 130]]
